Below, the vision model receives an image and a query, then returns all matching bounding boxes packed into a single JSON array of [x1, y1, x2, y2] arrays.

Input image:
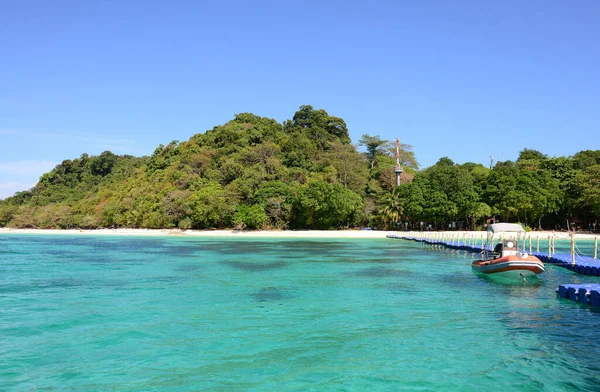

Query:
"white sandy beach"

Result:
[[0, 227, 597, 240], [0, 227, 390, 238]]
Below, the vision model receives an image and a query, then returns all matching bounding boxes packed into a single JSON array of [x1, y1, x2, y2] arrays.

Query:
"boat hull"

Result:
[[471, 255, 545, 277]]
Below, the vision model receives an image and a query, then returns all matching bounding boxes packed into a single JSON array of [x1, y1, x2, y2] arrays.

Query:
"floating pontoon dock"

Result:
[[387, 232, 599, 276], [556, 284, 600, 307], [388, 232, 600, 308]]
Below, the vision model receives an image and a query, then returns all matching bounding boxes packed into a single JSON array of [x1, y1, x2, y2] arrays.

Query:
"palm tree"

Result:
[[378, 188, 404, 230]]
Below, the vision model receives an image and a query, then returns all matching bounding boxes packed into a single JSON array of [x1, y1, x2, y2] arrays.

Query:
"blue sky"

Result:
[[1, 0, 598, 199]]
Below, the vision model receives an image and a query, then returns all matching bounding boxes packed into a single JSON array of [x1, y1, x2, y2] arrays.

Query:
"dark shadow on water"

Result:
[[0, 280, 86, 293], [386, 282, 414, 295], [348, 266, 411, 278], [305, 256, 399, 264], [200, 240, 353, 257], [100, 279, 128, 287], [0, 277, 129, 294], [222, 260, 287, 271], [39, 249, 80, 258], [440, 274, 479, 290], [3, 235, 196, 258], [250, 287, 292, 302], [175, 264, 202, 272], [157, 245, 206, 258], [146, 276, 182, 284], [74, 256, 145, 265], [41, 278, 87, 288]]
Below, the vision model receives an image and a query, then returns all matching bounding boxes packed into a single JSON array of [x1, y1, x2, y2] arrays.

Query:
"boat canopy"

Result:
[[487, 223, 525, 234]]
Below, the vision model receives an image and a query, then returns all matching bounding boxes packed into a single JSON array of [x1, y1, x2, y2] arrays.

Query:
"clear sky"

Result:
[[1, 0, 599, 199]]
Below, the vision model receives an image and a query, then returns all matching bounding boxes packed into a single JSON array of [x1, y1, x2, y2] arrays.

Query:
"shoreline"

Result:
[[0, 227, 390, 239], [0, 228, 598, 240]]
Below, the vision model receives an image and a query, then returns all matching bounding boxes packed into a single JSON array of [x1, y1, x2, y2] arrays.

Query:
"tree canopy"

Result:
[[0, 110, 598, 232]]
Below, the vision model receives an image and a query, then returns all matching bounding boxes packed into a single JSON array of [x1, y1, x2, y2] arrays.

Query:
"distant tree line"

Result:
[[393, 149, 600, 231], [0, 106, 598, 231]]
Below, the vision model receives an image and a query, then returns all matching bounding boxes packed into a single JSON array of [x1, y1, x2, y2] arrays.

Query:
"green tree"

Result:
[[570, 164, 600, 217], [465, 202, 492, 230], [234, 204, 268, 230], [359, 135, 389, 169], [572, 150, 600, 170], [378, 188, 404, 230], [161, 190, 193, 227], [320, 141, 368, 193], [293, 181, 362, 229], [189, 181, 236, 228], [291, 105, 351, 146]]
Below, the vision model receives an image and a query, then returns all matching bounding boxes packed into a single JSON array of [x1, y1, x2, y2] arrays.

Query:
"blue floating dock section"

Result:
[[536, 253, 600, 276], [387, 233, 488, 253], [556, 284, 600, 307], [387, 233, 600, 276]]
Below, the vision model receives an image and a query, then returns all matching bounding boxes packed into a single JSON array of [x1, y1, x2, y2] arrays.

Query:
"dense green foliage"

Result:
[[0, 106, 415, 230], [1, 106, 598, 231], [394, 150, 600, 231]]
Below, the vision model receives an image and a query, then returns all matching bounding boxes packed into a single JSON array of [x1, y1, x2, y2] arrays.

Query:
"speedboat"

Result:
[[472, 223, 545, 281]]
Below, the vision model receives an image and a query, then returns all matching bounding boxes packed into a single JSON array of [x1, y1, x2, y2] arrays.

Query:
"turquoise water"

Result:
[[1, 235, 600, 391]]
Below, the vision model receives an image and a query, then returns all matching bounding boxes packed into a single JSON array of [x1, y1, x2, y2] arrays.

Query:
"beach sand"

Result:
[[0, 227, 597, 240], [0, 227, 390, 238]]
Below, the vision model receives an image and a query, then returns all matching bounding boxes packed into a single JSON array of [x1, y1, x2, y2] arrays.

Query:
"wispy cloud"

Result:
[[15, 129, 143, 155], [0, 160, 57, 200], [0, 129, 22, 135], [0, 181, 31, 189], [0, 160, 58, 175], [1, 127, 149, 158], [0, 181, 36, 200], [0, 127, 137, 146], [42, 132, 137, 145]]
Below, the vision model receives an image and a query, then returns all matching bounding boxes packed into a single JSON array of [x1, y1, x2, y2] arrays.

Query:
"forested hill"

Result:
[[0, 105, 418, 230], [0, 105, 598, 231]]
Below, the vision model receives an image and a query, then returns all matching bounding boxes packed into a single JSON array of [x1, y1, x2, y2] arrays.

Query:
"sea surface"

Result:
[[1, 234, 599, 391]]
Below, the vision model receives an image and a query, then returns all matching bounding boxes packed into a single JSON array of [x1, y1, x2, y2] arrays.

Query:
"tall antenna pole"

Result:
[[490, 154, 494, 169], [394, 138, 403, 186]]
